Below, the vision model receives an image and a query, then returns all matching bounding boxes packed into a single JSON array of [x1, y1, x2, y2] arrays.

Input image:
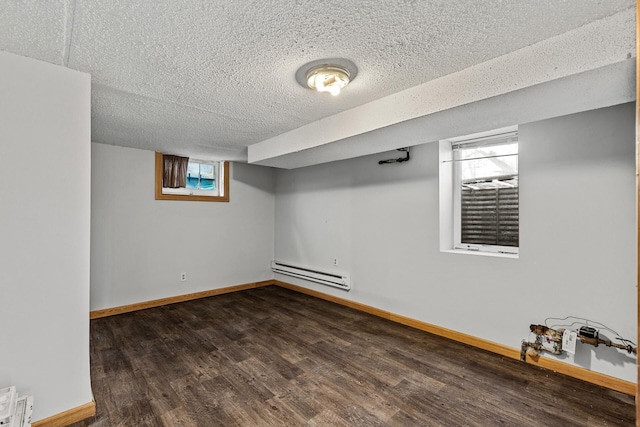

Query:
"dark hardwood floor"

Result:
[[71, 286, 635, 426]]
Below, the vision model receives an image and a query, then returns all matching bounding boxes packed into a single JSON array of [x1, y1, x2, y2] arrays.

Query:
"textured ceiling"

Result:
[[0, 0, 635, 166]]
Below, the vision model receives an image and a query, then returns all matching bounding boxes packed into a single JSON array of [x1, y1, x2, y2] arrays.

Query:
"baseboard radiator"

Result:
[[271, 261, 351, 290]]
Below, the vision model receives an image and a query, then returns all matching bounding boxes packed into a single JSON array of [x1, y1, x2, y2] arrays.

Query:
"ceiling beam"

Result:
[[248, 8, 635, 169]]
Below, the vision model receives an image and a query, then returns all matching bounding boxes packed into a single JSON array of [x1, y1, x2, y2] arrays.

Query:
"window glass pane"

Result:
[[458, 142, 518, 183], [456, 141, 519, 248], [199, 164, 215, 190], [186, 163, 199, 189]]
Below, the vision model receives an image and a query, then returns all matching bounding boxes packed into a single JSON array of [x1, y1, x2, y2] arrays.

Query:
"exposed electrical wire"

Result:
[[544, 316, 636, 347]]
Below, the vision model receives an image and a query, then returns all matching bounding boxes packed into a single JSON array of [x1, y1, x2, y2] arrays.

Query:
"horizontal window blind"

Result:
[[461, 184, 519, 247]]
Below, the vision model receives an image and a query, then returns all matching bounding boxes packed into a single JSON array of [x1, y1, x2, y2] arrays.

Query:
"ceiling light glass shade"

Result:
[[306, 65, 351, 96]]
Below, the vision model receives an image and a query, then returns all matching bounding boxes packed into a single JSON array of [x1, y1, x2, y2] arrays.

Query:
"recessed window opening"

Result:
[[452, 129, 519, 254]]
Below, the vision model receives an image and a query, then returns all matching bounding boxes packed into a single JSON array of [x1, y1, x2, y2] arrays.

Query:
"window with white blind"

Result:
[[451, 129, 519, 255]]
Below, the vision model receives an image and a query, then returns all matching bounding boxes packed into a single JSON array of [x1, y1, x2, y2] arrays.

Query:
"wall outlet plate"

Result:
[[562, 330, 577, 355]]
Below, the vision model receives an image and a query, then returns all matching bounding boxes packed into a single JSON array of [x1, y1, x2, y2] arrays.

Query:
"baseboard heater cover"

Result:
[[271, 261, 351, 290]]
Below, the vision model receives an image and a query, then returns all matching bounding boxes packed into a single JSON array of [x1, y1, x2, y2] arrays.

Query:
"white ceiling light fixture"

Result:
[[296, 58, 358, 97], [306, 65, 350, 96]]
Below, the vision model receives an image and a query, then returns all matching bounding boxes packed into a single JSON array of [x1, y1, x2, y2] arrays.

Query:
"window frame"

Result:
[[154, 152, 230, 202], [447, 127, 519, 256]]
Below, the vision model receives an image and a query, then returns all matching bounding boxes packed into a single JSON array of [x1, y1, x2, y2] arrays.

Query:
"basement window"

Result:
[[440, 127, 519, 256], [155, 152, 229, 202]]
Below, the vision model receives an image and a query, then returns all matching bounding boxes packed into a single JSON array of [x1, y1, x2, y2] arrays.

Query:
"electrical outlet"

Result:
[[333, 258, 338, 266], [180, 272, 187, 282]]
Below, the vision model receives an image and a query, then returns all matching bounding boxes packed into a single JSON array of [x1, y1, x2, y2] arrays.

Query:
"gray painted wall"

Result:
[[0, 51, 92, 421], [90, 143, 276, 310], [1, 49, 633, 423], [274, 103, 636, 382]]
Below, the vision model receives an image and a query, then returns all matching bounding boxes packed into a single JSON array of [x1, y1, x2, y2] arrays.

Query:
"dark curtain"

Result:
[[163, 154, 189, 188]]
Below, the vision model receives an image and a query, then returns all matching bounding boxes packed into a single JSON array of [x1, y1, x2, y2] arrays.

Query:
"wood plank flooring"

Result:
[[70, 286, 635, 426]]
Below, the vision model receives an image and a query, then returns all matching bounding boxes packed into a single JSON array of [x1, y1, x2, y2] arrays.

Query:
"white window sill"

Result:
[[441, 249, 519, 259], [162, 188, 219, 197]]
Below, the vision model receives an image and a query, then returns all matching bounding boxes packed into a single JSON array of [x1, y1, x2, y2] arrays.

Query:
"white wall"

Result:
[[275, 102, 636, 382], [90, 143, 275, 310], [0, 51, 92, 420]]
